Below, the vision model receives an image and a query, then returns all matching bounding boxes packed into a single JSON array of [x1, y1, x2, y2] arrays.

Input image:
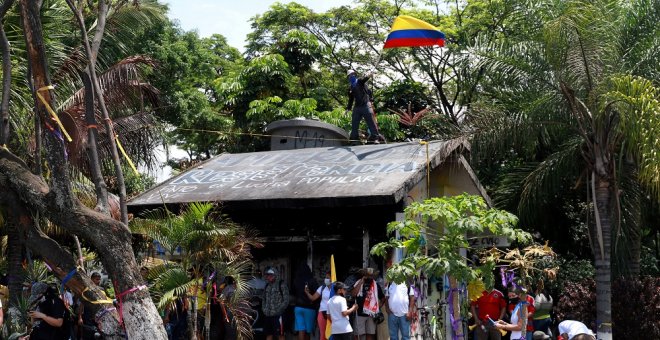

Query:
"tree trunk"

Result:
[[11, 1, 167, 339], [81, 70, 110, 215], [0, 0, 13, 146], [65, 0, 129, 225], [188, 295, 198, 340], [621, 156, 641, 276], [593, 177, 613, 340], [6, 221, 25, 306]]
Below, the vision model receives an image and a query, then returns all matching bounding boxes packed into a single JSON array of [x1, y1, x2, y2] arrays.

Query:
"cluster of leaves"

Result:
[[131, 202, 260, 338], [371, 194, 531, 285]]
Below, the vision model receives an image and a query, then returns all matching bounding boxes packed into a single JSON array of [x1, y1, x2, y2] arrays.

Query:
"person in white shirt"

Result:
[[305, 272, 332, 340], [384, 281, 415, 340], [558, 320, 596, 340], [327, 281, 358, 340]]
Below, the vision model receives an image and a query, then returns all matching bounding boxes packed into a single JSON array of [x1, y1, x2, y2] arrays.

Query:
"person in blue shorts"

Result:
[[293, 263, 318, 340]]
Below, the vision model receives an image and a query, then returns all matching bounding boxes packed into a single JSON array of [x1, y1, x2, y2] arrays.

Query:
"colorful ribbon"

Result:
[[61, 268, 77, 287], [114, 283, 148, 328], [35, 85, 72, 142], [81, 286, 114, 305], [115, 134, 139, 176]]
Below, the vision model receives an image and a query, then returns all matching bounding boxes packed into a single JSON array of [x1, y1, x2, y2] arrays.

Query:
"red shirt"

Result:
[[507, 295, 536, 331], [471, 289, 506, 322]]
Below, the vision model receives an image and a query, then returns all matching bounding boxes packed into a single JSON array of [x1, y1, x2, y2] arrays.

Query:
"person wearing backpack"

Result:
[[384, 281, 415, 340], [263, 268, 289, 340], [305, 272, 332, 340]]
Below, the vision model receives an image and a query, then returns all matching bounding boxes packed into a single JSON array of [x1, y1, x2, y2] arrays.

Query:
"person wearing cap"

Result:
[[350, 267, 385, 340], [327, 282, 358, 340], [263, 267, 289, 340], [23, 282, 67, 340], [346, 69, 385, 145], [493, 284, 529, 340], [533, 330, 550, 339]]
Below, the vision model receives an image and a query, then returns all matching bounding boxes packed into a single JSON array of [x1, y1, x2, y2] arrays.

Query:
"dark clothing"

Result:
[[347, 75, 373, 109], [346, 74, 381, 141], [263, 314, 284, 336], [332, 332, 354, 340], [293, 264, 319, 310], [355, 280, 384, 317], [167, 299, 188, 340], [349, 106, 381, 141], [30, 296, 67, 340]]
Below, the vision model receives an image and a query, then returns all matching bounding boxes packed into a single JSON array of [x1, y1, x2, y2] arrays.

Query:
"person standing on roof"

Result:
[[346, 69, 385, 145]]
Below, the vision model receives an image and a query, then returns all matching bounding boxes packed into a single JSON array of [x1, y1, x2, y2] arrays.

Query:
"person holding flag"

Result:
[[305, 272, 333, 340], [346, 69, 385, 145]]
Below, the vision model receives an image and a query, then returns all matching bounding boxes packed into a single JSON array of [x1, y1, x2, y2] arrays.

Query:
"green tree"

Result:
[[371, 194, 531, 338], [467, 0, 660, 337], [133, 202, 257, 340]]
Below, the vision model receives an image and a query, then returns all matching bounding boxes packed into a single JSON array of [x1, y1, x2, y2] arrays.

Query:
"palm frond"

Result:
[[518, 137, 585, 218]]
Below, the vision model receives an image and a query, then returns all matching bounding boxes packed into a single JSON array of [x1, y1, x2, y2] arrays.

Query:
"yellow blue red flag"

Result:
[[384, 15, 445, 48], [325, 255, 337, 339]]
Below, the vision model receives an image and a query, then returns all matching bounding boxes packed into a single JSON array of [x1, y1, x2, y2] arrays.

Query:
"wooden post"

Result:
[[362, 227, 370, 268], [307, 229, 313, 270]]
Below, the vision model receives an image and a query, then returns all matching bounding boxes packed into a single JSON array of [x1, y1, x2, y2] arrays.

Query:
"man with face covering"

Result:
[[350, 268, 385, 340], [346, 69, 385, 145], [22, 282, 66, 340], [305, 272, 332, 340]]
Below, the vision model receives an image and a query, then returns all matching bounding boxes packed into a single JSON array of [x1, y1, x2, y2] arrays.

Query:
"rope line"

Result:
[[172, 127, 374, 144], [36, 85, 72, 142]]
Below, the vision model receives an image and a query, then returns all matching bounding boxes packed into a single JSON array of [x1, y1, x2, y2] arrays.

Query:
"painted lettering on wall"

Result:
[[294, 130, 325, 149], [133, 142, 450, 203]]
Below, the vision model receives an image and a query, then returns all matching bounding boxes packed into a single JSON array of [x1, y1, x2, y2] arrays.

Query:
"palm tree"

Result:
[[467, 0, 660, 338], [132, 202, 259, 340]]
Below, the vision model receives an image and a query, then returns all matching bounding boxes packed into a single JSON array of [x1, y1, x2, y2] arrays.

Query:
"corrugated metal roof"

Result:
[[128, 140, 465, 209]]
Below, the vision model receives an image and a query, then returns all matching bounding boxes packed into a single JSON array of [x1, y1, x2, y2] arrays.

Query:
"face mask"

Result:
[[349, 74, 357, 88], [324, 278, 331, 286]]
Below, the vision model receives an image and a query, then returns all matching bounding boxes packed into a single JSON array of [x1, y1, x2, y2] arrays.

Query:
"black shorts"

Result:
[[263, 314, 284, 336], [332, 333, 353, 340]]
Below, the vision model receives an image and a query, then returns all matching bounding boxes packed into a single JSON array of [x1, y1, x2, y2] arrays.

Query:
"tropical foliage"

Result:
[[131, 202, 259, 339]]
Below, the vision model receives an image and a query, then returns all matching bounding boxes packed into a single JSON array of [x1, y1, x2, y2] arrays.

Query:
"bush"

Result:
[[611, 276, 660, 338], [555, 276, 660, 339]]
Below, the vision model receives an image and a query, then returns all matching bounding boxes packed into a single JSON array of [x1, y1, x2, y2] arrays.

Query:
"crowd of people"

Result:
[[471, 280, 596, 340], [4, 272, 108, 340], [0, 264, 598, 340], [247, 264, 417, 340]]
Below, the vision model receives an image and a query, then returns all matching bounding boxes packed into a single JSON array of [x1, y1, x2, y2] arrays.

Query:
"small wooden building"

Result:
[[128, 138, 492, 339]]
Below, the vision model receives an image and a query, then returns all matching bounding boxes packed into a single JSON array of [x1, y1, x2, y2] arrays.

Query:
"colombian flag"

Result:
[[325, 255, 337, 339], [383, 15, 445, 48]]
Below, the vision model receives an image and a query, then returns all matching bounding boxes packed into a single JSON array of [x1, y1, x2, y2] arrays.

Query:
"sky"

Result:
[[162, 0, 354, 51]]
